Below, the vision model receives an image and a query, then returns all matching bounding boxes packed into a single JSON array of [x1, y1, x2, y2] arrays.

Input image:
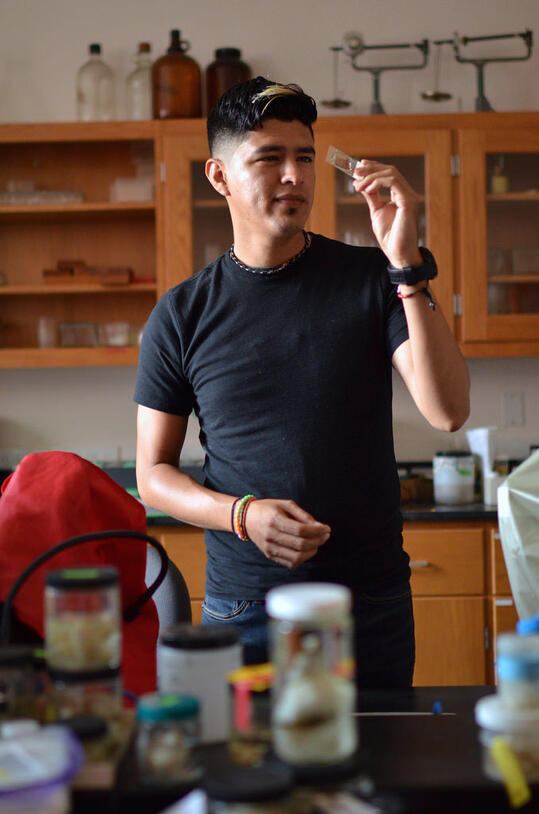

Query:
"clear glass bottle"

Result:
[[497, 631, 539, 709], [152, 29, 201, 119], [266, 582, 357, 767], [76, 43, 115, 121], [126, 42, 153, 120]]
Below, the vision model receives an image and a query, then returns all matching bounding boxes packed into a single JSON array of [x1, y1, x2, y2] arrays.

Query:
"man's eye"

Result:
[[299, 156, 313, 163], [259, 155, 278, 162]]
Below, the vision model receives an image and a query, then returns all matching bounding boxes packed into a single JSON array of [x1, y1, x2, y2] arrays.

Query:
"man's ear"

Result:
[[205, 157, 230, 197]]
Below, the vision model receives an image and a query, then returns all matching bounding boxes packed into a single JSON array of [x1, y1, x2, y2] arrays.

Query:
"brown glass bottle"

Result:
[[152, 29, 201, 118], [205, 48, 251, 113]]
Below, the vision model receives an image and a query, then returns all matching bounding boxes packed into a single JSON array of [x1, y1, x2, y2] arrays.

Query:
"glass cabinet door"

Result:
[[311, 127, 454, 328], [458, 129, 539, 344], [161, 127, 232, 290]]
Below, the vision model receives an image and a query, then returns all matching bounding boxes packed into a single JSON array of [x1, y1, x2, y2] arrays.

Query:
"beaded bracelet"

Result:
[[397, 284, 437, 311], [232, 494, 256, 541]]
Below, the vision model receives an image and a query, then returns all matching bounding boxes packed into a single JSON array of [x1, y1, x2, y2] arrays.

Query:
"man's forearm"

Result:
[[137, 463, 236, 531], [396, 284, 470, 431]]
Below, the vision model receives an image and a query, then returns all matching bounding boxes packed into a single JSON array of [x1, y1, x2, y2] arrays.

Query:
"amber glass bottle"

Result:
[[152, 29, 202, 118], [205, 48, 251, 113]]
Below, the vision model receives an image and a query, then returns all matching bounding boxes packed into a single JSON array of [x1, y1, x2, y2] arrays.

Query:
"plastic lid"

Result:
[[89, 43, 102, 54], [0, 645, 35, 667], [138, 42, 151, 53], [266, 582, 351, 622], [517, 613, 539, 635], [0, 725, 83, 796], [475, 694, 539, 734], [57, 715, 108, 741], [137, 692, 200, 722], [46, 566, 119, 590], [215, 48, 241, 59], [47, 666, 120, 684], [434, 451, 473, 458], [203, 762, 294, 802], [160, 623, 240, 650]]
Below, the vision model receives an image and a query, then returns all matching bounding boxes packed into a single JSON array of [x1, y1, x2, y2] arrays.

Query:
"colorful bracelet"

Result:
[[397, 284, 437, 310], [232, 494, 256, 541]]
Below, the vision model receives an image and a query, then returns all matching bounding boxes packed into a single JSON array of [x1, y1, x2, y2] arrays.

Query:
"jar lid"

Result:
[[266, 582, 351, 622], [517, 613, 539, 635], [137, 692, 200, 722], [0, 645, 35, 667], [47, 666, 120, 684], [57, 715, 108, 741], [215, 48, 241, 59], [46, 566, 119, 590], [89, 43, 101, 54], [434, 451, 473, 458], [203, 762, 294, 802], [159, 623, 240, 650], [475, 694, 539, 733]]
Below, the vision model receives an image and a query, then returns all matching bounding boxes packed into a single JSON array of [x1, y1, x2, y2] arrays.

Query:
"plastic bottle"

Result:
[[126, 42, 153, 120], [205, 48, 251, 113], [152, 29, 201, 119], [76, 43, 115, 121]]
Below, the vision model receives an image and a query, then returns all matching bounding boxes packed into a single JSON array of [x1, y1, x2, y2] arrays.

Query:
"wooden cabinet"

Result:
[[153, 518, 518, 687], [0, 122, 163, 368], [403, 525, 487, 686]]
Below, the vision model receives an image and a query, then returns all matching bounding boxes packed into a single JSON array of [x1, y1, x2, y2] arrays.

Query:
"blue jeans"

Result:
[[201, 581, 415, 689]]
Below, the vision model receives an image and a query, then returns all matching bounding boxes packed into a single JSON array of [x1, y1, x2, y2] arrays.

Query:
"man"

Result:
[[134, 77, 470, 687]]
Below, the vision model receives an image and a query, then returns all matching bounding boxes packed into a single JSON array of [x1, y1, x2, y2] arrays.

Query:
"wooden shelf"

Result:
[[488, 274, 539, 284], [0, 346, 140, 369], [0, 283, 157, 295], [0, 202, 155, 221], [193, 198, 228, 209], [486, 192, 539, 202]]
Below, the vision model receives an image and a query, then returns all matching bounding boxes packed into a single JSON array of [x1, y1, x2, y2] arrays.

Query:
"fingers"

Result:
[[244, 499, 331, 569], [352, 160, 419, 207]]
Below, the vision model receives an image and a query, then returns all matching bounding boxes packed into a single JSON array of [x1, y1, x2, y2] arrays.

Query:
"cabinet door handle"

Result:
[[410, 560, 431, 568], [494, 532, 501, 541]]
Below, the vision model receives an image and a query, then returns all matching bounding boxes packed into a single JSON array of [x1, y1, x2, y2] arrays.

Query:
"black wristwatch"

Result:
[[387, 246, 438, 286]]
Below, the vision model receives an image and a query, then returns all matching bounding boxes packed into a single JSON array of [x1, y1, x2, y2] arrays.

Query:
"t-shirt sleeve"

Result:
[[383, 265, 409, 359], [133, 292, 195, 416]]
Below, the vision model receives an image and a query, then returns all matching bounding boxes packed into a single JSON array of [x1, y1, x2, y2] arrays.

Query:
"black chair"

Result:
[[145, 545, 192, 628]]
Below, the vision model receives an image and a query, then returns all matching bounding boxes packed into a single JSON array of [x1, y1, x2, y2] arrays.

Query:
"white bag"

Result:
[[497, 450, 539, 620]]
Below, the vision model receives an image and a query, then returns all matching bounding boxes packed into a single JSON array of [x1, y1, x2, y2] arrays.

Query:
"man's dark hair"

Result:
[[207, 76, 317, 155]]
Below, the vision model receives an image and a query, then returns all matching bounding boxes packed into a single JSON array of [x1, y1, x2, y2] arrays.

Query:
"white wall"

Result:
[[1, 0, 538, 467]]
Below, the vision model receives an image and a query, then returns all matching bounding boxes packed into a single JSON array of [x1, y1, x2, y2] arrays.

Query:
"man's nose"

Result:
[[281, 157, 302, 185]]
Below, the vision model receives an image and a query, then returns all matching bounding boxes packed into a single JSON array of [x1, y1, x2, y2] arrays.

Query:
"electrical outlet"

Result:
[[502, 392, 525, 427]]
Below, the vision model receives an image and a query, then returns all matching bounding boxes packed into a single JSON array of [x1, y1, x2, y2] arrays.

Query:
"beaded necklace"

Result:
[[229, 231, 312, 275]]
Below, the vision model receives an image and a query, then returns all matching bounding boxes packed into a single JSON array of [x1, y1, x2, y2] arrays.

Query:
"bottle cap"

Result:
[[517, 613, 539, 635], [137, 692, 199, 722], [160, 623, 240, 650], [46, 566, 119, 590], [89, 44, 101, 55], [138, 42, 151, 53], [215, 48, 241, 60], [266, 582, 351, 622]]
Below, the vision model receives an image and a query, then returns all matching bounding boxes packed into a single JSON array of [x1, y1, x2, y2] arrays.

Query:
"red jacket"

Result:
[[0, 451, 158, 695]]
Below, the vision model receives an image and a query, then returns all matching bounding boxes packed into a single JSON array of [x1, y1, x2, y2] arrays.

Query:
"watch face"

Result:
[[387, 248, 438, 284]]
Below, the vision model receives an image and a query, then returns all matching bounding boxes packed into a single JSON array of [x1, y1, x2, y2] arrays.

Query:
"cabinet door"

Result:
[[458, 127, 539, 348], [161, 124, 233, 289], [404, 527, 484, 595], [0, 123, 160, 369], [412, 596, 486, 685], [152, 526, 206, 621], [311, 127, 454, 330]]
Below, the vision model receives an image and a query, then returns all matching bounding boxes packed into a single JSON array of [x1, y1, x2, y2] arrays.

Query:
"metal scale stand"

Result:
[[435, 29, 533, 111], [342, 31, 429, 114]]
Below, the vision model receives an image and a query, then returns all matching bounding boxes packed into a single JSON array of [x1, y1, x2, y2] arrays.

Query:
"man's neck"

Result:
[[231, 230, 306, 269]]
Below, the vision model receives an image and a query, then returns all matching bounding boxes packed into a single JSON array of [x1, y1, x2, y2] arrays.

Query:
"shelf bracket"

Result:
[[450, 154, 460, 177]]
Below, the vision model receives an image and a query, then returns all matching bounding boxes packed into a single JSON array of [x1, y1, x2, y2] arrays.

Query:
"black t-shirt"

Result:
[[134, 233, 410, 598]]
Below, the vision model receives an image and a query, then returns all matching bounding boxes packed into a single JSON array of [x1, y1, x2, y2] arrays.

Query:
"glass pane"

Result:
[[191, 162, 233, 271], [333, 154, 426, 249], [486, 152, 539, 315]]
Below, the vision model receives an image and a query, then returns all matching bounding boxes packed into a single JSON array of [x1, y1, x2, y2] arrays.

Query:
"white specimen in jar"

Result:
[[46, 611, 120, 671]]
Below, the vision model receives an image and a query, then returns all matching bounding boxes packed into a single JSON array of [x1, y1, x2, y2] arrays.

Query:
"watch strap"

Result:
[[387, 247, 438, 285]]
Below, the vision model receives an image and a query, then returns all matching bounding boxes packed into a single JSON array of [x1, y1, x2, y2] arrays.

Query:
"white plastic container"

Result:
[[157, 624, 242, 743], [475, 694, 539, 782], [497, 632, 539, 709], [266, 582, 357, 767], [433, 451, 475, 504]]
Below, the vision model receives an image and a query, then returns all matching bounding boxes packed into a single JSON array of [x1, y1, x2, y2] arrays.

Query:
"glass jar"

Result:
[[45, 566, 122, 718], [0, 645, 35, 719], [227, 663, 274, 766], [205, 48, 251, 113], [152, 29, 201, 119], [136, 692, 201, 785], [497, 632, 539, 709], [266, 583, 357, 767], [126, 42, 153, 120]]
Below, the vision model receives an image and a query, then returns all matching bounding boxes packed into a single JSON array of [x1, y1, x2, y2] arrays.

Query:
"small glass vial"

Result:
[[126, 42, 153, 120], [136, 692, 200, 785], [266, 582, 357, 767], [76, 43, 115, 121], [45, 567, 122, 718], [497, 631, 539, 709], [490, 156, 509, 194]]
